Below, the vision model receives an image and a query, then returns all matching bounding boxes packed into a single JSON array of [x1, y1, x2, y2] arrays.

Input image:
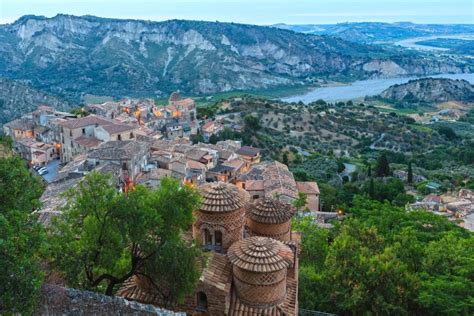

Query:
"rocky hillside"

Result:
[[380, 78, 474, 105], [0, 15, 471, 101], [0, 78, 72, 127]]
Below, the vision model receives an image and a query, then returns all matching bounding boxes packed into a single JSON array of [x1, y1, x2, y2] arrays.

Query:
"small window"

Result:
[[117, 134, 122, 141], [196, 292, 208, 312], [82, 128, 85, 134], [130, 132, 134, 139]]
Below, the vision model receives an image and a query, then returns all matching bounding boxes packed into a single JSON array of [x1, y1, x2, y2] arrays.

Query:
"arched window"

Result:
[[204, 229, 212, 247], [215, 231, 223, 252], [196, 292, 208, 311]]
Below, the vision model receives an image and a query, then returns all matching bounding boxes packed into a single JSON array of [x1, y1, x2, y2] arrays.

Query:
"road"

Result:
[[370, 133, 385, 150], [40, 159, 60, 183]]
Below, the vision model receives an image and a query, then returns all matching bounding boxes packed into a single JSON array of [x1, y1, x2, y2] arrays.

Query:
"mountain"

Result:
[[0, 15, 471, 102], [0, 77, 72, 126], [271, 22, 474, 43], [379, 78, 474, 105]]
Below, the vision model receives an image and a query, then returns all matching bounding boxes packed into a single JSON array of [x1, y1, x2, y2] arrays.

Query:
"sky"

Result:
[[1, 0, 473, 25]]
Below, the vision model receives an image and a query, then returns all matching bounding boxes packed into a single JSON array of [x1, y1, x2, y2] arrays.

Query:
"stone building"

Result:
[[194, 182, 250, 253], [118, 181, 299, 315], [246, 198, 297, 242]]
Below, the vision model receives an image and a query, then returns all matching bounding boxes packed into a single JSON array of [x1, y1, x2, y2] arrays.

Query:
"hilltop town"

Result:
[[2, 93, 325, 315]]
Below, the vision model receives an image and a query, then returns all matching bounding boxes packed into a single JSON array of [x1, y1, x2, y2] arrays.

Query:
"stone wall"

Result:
[[34, 284, 185, 316]]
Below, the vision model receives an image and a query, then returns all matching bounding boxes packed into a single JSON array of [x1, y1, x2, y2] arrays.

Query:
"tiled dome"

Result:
[[198, 182, 250, 213], [247, 198, 296, 224], [228, 237, 293, 273]]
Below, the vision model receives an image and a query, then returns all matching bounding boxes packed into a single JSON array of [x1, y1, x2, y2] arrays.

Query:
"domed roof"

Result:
[[169, 91, 182, 102], [198, 182, 250, 213], [247, 198, 296, 224], [228, 237, 293, 272]]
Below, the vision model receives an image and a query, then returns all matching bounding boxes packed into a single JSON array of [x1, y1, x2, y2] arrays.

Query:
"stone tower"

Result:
[[228, 236, 293, 308], [246, 198, 297, 241], [193, 182, 250, 253]]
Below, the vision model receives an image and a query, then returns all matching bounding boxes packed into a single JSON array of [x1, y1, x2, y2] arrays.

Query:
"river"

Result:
[[394, 34, 474, 51], [281, 73, 474, 104]]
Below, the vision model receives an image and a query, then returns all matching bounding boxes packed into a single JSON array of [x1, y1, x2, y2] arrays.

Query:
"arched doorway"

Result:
[[203, 229, 212, 250], [196, 291, 208, 311], [215, 231, 223, 252]]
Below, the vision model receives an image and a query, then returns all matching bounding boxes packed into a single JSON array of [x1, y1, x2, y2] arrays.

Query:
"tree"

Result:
[[219, 127, 235, 141], [243, 114, 260, 131], [369, 178, 375, 199], [48, 172, 201, 303], [408, 161, 413, 184], [282, 152, 289, 166], [367, 163, 372, 177], [0, 156, 45, 314], [209, 134, 219, 144], [375, 152, 390, 177], [293, 192, 307, 213], [190, 133, 204, 145]]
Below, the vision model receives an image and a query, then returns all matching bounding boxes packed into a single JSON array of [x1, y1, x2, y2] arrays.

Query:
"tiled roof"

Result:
[[222, 158, 245, 170], [263, 162, 298, 200], [58, 115, 111, 129], [88, 140, 149, 160], [198, 182, 250, 213], [296, 181, 320, 195], [228, 237, 293, 273], [185, 148, 208, 161], [245, 180, 264, 191], [74, 135, 102, 148], [237, 146, 260, 157], [208, 164, 234, 173], [100, 123, 137, 134], [5, 118, 34, 131], [187, 160, 206, 170], [247, 198, 296, 224]]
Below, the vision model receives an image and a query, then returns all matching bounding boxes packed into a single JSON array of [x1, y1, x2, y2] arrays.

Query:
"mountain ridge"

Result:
[[0, 14, 472, 101]]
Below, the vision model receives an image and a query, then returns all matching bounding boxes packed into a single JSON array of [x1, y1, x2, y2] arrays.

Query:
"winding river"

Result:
[[281, 73, 474, 104]]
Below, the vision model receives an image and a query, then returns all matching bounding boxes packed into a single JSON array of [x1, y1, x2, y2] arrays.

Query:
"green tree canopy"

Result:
[[48, 172, 201, 304], [375, 152, 390, 177], [0, 156, 45, 315], [295, 196, 473, 315]]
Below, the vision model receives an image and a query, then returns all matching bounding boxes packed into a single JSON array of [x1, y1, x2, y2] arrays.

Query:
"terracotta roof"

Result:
[[201, 121, 215, 130], [247, 198, 296, 224], [58, 115, 111, 129], [296, 181, 320, 195], [245, 180, 264, 191], [185, 148, 208, 161], [100, 123, 137, 134], [173, 98, 194, 108], [88, 141, 149, 160], [227, 237, 293, 273], [187, 160, 206, 170], [5, 118, 34, 131], [74, 135, 102, 148], [222, 158, 245, 170], [237, 146, 260, 158], [198, 182, 250, 213]]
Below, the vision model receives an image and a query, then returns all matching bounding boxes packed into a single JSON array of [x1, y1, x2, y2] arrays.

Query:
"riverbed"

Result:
[[281, 73, 474, 104]]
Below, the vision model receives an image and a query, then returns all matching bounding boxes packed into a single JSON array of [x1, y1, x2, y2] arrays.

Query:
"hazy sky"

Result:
[[1, 0, 473, 25]]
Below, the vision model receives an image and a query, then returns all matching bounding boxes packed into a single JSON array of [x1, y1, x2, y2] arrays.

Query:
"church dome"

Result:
[[199, 182, 249, 213]]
